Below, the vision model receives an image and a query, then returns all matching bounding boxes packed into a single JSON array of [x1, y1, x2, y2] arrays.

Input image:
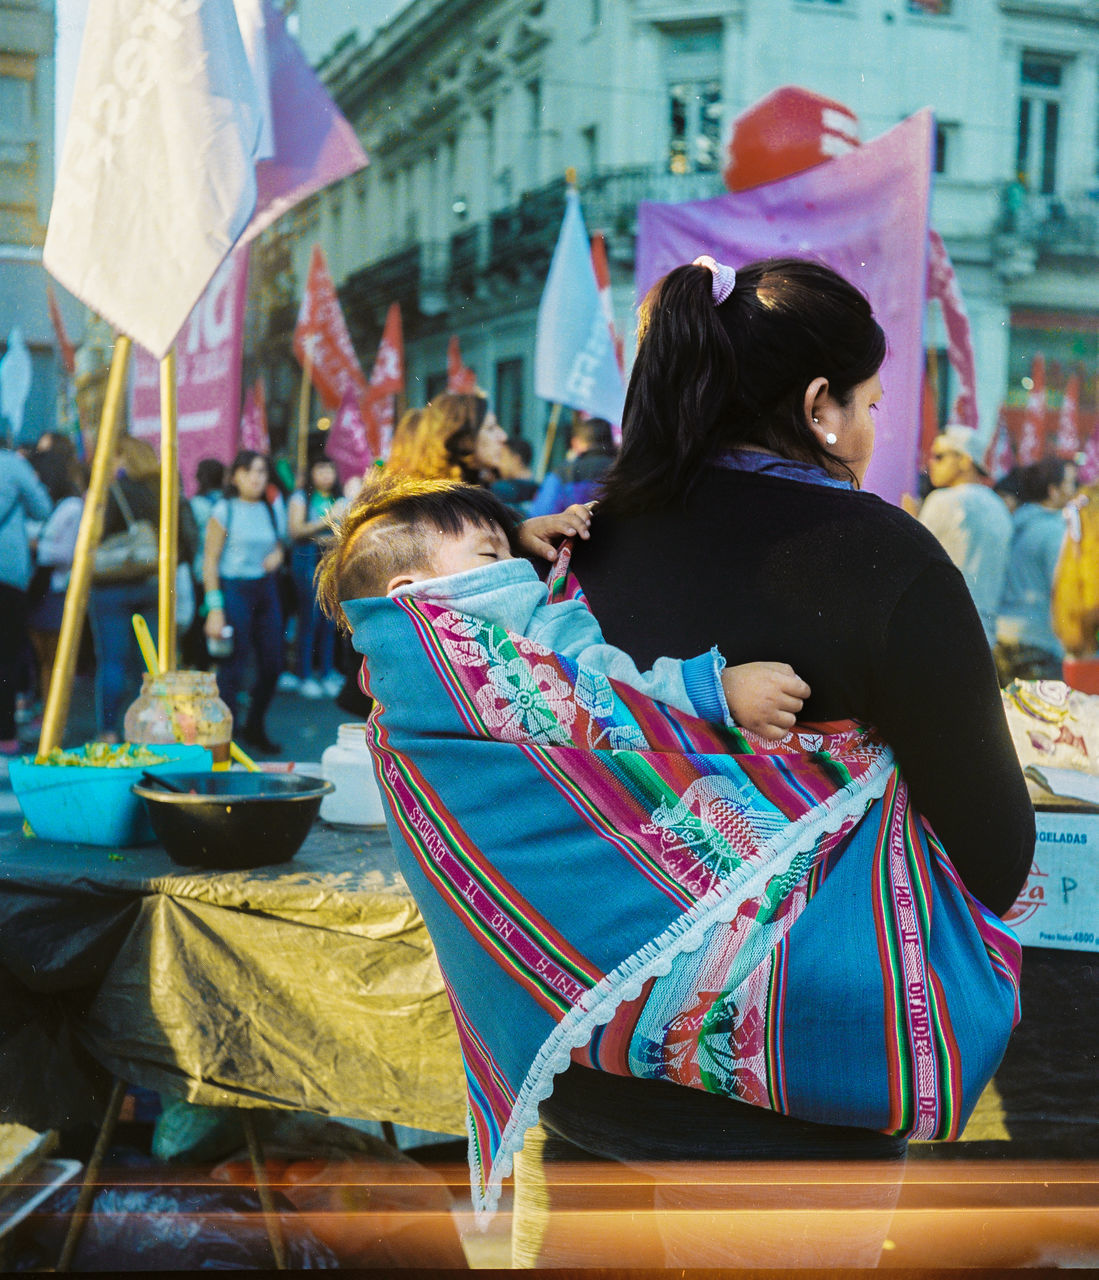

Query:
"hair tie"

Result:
[[692, 254, 737, 306]]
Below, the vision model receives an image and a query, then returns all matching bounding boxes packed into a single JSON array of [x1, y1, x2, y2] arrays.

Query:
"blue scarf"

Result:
[[717, 448, 854, 490]]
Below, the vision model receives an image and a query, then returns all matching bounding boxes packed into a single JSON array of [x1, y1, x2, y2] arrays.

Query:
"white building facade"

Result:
[[261, 0, 1099, 453]]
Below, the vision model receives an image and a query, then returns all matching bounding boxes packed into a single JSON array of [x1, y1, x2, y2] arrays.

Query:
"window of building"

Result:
[[590, 0, 602, 25], [934, 121, 958, 175], [526, 80, 542, 187], [0, 74, 32, 137], [1017, 55, 1064, 196], [663, 27, 723, 174], [495, 358, 524, 435], [581, 124, 598, 177], [426, 371, 449, 401]]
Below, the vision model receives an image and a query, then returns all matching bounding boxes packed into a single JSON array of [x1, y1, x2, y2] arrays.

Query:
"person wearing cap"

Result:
[[995, 457, 1076, 683], [918, 424, 1013, 645]]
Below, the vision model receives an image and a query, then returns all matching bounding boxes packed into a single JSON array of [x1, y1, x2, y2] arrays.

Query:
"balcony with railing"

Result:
[[997, 188, 1099, 259]]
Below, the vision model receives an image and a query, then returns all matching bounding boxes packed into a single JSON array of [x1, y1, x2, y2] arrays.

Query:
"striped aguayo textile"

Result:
[[355, 563, 1021, 1213]]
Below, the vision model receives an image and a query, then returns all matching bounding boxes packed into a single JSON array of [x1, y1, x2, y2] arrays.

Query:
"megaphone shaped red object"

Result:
[[723, 86, 860, 193]]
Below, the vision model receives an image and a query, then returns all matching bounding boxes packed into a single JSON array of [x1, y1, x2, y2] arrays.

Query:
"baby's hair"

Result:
[[315, 473, 521, 628]]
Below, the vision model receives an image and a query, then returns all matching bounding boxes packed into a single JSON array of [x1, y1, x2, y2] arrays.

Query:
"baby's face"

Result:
[[429, 520, 513, 578]]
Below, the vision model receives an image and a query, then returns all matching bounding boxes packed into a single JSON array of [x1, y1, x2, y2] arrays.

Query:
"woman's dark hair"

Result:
[[32, 446, 82, 503], [602, 256, 887, 514], [225, 450, 269, 496], [1017, 457, 1067, 505], [195, 457, 225, 495], [305, 454, 339, 501]]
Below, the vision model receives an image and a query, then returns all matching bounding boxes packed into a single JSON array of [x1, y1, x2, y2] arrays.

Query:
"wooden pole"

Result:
[[157, 348, 179, 672], [536, 402, 563, 483], [38, 335, 133, 756], [296, 355, 312, 485]]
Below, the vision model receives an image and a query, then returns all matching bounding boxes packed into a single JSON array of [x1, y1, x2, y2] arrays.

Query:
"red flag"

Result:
[[1055, 374, 1080, 458], [590, 232, 625, 377], [46, 282, 75, 376], [293, 244, 368, 409], [446, 335, 477, 394], [926, 231, 979, 431], [723, 86, 859, 193], [1018, 354, 1047, 466], [239, 378, 270, 453], [327, 385, 374, 486], [363, 302, 404, 459], [984, 408, 1017, 481]]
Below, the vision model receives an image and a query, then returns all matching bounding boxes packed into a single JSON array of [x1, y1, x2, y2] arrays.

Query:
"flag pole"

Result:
[[38, 335, 133, 755], [537, 402, 563, 483], [296, 355, 312, 485], [157, 348, 180, 672]]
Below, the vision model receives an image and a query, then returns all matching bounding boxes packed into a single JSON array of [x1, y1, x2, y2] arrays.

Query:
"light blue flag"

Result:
[[534, 189, 625, 423]]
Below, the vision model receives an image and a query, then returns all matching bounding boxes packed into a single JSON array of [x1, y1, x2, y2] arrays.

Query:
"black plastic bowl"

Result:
[[132, 771, 334, 870]]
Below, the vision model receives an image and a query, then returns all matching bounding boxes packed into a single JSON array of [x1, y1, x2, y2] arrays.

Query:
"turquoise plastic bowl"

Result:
[[9, 743, 213, 847]]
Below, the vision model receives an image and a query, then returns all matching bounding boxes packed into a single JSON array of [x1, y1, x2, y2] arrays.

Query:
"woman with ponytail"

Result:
[[516, 256, 1033, 1261]]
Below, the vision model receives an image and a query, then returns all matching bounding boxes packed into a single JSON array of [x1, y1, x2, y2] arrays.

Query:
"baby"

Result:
[[316, 474, 810, 740]]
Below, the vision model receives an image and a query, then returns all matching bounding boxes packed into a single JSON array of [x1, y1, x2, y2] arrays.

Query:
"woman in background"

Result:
[[285, 455, 345, 698], [202, 450, 286, 754], [27, 448, 85, 709]]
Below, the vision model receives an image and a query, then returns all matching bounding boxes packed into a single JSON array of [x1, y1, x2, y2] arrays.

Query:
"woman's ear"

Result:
[[803, 377, 836, 447]]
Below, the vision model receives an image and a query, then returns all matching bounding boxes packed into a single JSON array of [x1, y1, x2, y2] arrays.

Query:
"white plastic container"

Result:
[[320, 723, 387, 826]]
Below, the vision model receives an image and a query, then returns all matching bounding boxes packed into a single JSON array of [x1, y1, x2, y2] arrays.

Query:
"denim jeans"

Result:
[[290, 542, 335, 681], [88, 579, 158, 737], [217, 574, 284, 735]]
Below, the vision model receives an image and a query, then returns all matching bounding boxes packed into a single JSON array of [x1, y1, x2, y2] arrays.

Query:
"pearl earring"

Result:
[[812, 417, 819, 424], [825, 432, 838, 445]]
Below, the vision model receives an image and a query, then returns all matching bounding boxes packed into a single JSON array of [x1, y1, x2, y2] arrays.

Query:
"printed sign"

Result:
[[1004, 809, 1099, 952]]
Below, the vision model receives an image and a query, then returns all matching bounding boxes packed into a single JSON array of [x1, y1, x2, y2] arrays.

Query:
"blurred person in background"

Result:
[[202, 451, 286, 754], [996, 456, 1076, 684], [89, 435, 198, 743], [386, 393, 500, 484], [529, 416, 617, 516], [26, 448, 86, 711], [0, 439, 52, 754], [491, 434, 540, 516], [917, 424, 1012, 646], [181, 458, 225, 668], [284, 455, 345, 698]]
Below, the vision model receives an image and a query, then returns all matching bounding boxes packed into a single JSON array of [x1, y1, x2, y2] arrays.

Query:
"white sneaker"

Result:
[[321, 673, 344, 697], [277, 672, 301, 692], [299, 678, 324, 698]]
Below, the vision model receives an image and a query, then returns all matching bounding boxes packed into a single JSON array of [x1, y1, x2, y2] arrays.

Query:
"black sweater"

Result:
[[539, 466, 1034, 1161], [571, 466, 1034, 918]]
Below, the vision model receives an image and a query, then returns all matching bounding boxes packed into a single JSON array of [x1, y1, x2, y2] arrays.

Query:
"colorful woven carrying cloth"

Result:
[[352, 552, 1022, 1213]]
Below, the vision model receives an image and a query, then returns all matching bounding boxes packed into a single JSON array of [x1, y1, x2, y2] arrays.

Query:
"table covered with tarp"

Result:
[[0, 815, 466, 1136]]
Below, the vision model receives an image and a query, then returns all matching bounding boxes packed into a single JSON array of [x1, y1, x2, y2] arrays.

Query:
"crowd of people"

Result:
[[0, 352, 1092, 764], [0, 390, 627, 757], [908, 422, 1085, 687]]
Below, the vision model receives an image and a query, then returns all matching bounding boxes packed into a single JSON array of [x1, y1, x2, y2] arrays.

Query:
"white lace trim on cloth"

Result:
[[468, 744, 896, 1219]]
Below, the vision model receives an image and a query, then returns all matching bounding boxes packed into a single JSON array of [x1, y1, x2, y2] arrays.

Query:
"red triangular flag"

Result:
[[1018, 354, 1047, 466], [446, 335, 477, 394], [363, 303, 404, 459], [239, 378, 270, 453], [293, 244, 368, 409], [327, 385, 374, 486], [984, 409, 1017, 482]]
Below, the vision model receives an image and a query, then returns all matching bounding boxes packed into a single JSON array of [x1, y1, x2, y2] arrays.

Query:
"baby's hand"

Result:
[[519, 503, 594, 560], [720, 661, 811, 741]]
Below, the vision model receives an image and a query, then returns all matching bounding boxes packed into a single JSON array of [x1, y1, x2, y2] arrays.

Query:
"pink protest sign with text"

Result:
[[636, 110, 933, 507], [131, 248, 250, 495]]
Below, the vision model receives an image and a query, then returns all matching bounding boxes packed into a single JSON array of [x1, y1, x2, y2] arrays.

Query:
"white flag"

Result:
[[44, 0, 264, 359]]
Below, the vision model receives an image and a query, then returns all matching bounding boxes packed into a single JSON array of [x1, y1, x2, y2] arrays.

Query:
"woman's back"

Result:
[[572, 465, 1032, 917]]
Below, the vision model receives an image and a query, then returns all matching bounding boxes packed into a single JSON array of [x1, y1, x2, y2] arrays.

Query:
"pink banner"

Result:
[[131, 248, 250, 495], [636, 111, 933, 507], [327, 385, 373, 486], [927, 229, 978, 431]]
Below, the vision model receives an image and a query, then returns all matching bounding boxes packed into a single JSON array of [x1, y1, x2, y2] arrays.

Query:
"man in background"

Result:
[[918, 425, 1012, 646]]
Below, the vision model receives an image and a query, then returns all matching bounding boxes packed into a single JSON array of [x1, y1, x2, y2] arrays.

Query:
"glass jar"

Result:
[[124, 671, 233, 765]]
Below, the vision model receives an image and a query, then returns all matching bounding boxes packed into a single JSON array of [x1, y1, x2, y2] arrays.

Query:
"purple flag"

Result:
[[636, 111, 933, 507], [327, 386, 374, 487], [240, 0, 368, 244]]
